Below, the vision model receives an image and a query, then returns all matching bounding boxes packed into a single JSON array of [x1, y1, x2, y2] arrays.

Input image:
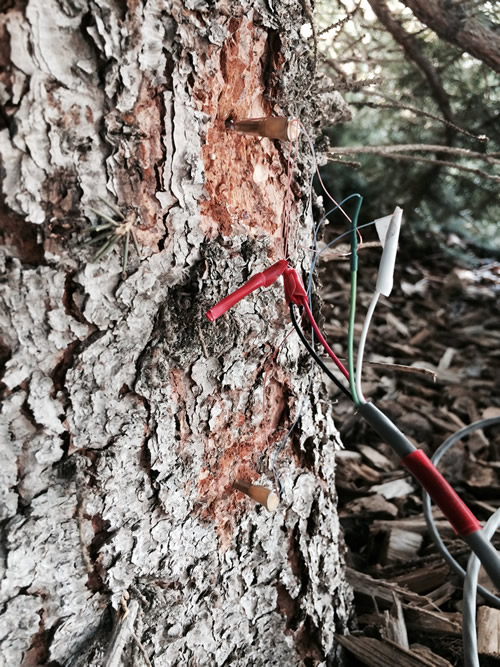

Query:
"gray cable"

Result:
[[463, 509, 500, 667], [359, 402, 415, 458], [422, 416, 500, 608]]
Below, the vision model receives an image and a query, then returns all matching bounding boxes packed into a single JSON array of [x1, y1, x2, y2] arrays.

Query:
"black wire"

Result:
[[289, 304, 353, 401]]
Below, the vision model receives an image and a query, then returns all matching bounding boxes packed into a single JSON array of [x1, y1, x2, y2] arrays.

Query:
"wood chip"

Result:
[[335, 634, 450, 666], [401, 278, 429, 296], [371, 514, 456, 539], [410, 644, 454, 667], [384, 594, 409, 649], [477, 606, 500, 656], [336, 456, 381, 490], [358, 444, 395, 470], [465, 462, 500, 491], [391, 563, 450, 594], [404, 607, 461, 636], [422, 581, 456, 608], [437, 347, 456, 372], [340, 494, 399, 518], [371, 478, 415, 500], [381, 528, 423, 564], [409, 328, 431, 346], [346, 568, 430, 606], [386, 311, 411, 337]]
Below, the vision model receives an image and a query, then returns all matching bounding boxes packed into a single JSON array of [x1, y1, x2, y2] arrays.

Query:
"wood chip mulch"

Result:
[[318, 228, 500, 666]]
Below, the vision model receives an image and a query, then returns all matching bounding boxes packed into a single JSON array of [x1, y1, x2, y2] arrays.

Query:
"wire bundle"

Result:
[[279, 126, 500, 662], [290, 174, 500, 664]]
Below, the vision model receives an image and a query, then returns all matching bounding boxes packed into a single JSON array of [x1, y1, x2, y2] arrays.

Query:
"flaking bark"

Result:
[[0, 1, 352, 665]]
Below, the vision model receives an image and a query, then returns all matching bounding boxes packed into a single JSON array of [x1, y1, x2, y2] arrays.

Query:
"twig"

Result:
[[324, 358, 436, 380], [325, 156, 362, 169], [132, 630, 153, 667], [322, 77, 385, 92], [317, 11, 357, 38], [351, 151, 500, 183], [356, 99, 488, 143], [364, 360, 437, 381], [328, 143, 500, 163], [317, 240, 381, 261]]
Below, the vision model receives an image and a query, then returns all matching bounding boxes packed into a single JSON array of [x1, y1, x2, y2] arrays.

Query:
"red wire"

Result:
[[302, 302, 350, 381]]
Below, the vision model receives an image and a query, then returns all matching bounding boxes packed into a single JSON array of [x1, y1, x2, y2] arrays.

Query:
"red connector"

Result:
[[282, 267, 350, 379], [206, 260, 288, 322], [207, 261, 351, 380], [282, 267, 309, 308]]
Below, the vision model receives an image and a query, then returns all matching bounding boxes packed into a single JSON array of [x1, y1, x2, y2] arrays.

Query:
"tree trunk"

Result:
[[0, 1, 352, 665]]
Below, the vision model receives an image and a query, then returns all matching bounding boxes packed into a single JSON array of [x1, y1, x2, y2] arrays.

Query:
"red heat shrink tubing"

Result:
[[402, 449, 481, 537]]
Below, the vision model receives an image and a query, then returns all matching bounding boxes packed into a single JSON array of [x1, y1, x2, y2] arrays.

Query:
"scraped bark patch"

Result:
[[197, 365, 291, 547], [193, 17, 290, 251]]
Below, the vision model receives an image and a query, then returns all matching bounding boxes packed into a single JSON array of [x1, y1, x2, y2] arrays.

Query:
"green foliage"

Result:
[[315, 0, 500, 257]]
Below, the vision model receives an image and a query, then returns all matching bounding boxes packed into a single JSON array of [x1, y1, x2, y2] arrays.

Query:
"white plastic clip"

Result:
[[375, 206, 403, 297]]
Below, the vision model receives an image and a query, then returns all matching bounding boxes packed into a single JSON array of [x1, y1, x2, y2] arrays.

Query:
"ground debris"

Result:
[[321, 229, 500, 665]]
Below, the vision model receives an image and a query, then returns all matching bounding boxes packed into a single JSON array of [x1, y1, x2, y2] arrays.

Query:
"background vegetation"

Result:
[[315, 0, 499, 259]]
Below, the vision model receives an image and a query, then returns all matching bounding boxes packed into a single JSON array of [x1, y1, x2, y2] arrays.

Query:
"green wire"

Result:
[[348, 272, 359, 404], [348, 196, 363, 405]]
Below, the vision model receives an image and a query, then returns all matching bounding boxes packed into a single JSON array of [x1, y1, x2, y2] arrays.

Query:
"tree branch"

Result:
[[367, 0, 455, 126], [371, 153, 500, 183], [328, 143, 500, 164], [327, 148, 500, 183], [402, 0, 500, 73], [356, 98, 488, 143]]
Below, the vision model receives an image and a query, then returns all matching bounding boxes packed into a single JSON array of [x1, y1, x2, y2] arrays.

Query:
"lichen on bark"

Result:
[[0, 0, 353, 665]]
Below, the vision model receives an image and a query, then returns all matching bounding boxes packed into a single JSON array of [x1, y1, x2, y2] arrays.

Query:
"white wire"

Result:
[[463, 509, 500, 667], [355, 290, 380, 404]]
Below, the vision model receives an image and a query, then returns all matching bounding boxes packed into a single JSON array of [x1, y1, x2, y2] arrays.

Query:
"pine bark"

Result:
[[0, 1, 352, 665]]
